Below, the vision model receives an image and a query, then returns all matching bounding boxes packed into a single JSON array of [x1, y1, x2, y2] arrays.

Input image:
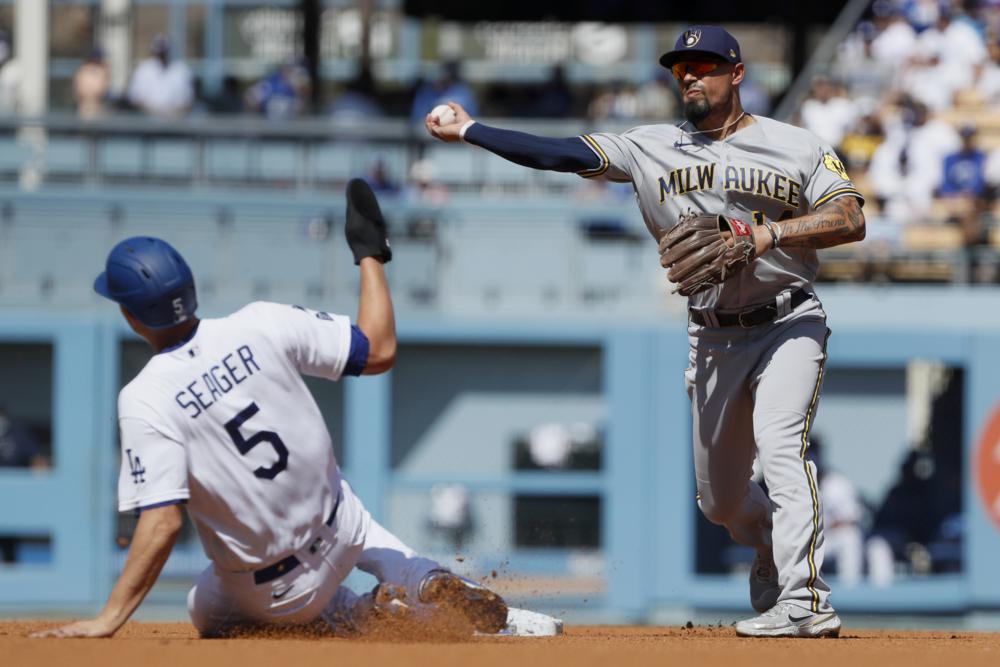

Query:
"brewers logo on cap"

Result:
[[729, 49, 737, 58], [684, 29, 702, 47]]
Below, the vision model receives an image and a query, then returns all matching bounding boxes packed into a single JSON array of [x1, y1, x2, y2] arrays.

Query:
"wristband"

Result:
[[458, 120, 477, 140], [765, 221, 781, 249]]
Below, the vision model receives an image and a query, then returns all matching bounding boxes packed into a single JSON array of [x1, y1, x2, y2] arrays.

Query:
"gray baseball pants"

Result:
[[686, 297, 833, 613]]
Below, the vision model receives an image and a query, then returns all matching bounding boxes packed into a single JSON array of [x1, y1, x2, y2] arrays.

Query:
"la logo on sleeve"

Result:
[[126, 448, 147, 485]]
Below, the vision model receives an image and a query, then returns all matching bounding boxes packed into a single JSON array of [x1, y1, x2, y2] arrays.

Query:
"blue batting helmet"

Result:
[[94, 236, 197, 328]]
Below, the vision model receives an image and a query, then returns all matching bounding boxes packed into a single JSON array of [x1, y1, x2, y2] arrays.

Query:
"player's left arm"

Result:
[[356, 256, 396, 375], [31, 503, 183, 638], [343, 178, 396, 375], [753, 195, 866, 252]]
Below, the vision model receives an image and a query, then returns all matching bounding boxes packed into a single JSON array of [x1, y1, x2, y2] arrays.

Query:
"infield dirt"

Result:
[[4, 622, 998, 667]]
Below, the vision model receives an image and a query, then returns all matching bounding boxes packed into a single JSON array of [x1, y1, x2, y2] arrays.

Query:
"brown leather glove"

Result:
[[658, 212, 757, 297]]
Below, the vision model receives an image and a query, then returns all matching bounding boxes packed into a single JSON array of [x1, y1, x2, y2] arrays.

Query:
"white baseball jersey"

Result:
[[117, 301, 364, 571], [581, 115, 863, 310]]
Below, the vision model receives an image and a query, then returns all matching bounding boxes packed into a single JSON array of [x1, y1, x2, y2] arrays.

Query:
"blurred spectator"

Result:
[[206, 76, 245, 115], [366, 158, 399, 194], [940, 124, 989, 245], [329, 65, 384, 121], [587, 80, 639, 121], [427, 483, 472, 550], [916, 7, 988, 68], [635, 70, 678, 120], [73, 48, 109, 119], [245, 59, 312, 120], [0, 30, 20, 115], [870, 2, 918, 68], [800, 76, 858, 148], [835, 22, 895, 111], [940, 125, 988, 198], [405, 159, 449, 207], [900, 52, 972, 112], [869, 100, 959, 219], [840, 112, 885, 169], [532, 65, 574, 118], [0, 407, 45, 562], [869, 450, 950, 579], [528, 423, 573, 468], [127, 35, 193, 118], [0, 406, 46, 470], [967, 57, 1000, 107], [986, 146, 1000, 195], [410, 61, 478, 124], [903, 0, 943, 33]]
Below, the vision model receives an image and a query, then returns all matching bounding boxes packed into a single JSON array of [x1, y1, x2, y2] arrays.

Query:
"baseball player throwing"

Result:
[[33, 180, 528, 639], [426, 25, 865, 638]]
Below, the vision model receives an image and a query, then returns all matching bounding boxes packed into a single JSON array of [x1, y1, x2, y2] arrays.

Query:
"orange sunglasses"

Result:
[[671, 60, 722, 81]]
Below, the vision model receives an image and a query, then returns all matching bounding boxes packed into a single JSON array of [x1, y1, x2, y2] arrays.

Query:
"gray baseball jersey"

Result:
[[581, 115, 863, 310], [578, 114, 862, 617]]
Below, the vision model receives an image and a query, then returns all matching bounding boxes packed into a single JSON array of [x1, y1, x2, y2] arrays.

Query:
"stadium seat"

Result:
[[2, 215, 110, 303], [44, 136, 88, 177], [0, 135, 28, 176], [99, 139, 144, 178], [255, 142, 300, 182], [441, 217, 574, 309], [221, 216, 328, 303], [149, 139, 196, 179], [206, 141, 252, 181], [423, 144, 480, 186], [312, 142, 355, 182]]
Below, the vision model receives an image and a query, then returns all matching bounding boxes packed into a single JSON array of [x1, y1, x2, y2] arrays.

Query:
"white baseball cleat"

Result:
[[749, 551, 780, 613], [493, 608, 564, 637], [735, 601, 841, 638]]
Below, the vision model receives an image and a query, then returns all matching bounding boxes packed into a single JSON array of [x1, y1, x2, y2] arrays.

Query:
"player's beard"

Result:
[[683, 97, 711, 123]]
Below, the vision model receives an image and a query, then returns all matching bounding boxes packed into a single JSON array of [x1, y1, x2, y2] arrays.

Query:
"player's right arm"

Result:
[[32, 504, 183, 638], [425, 101, 624, 179], [33, 412, 189, 639]]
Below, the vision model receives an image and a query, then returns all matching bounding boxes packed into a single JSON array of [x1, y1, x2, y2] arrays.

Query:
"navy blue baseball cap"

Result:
[[94, 236, 197, 329], [659, 25, 742, 69]]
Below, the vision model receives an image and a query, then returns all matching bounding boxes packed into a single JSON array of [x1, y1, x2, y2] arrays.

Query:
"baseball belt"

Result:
[[253, 491, 342, 585], [688, 287, 811, 328]]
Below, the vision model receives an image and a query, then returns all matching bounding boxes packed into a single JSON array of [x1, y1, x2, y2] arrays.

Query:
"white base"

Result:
[[494, 607, 564, 637]]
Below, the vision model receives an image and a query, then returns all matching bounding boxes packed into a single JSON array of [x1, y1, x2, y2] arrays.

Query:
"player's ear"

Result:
[[731, 62, 746, 87]]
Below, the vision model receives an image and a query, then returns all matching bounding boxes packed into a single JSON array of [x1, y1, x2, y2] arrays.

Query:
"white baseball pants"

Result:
[[187, 477, 440, 636]]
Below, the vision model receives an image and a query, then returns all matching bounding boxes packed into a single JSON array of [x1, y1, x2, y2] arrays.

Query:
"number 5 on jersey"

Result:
[[225, 402, 289, 479]]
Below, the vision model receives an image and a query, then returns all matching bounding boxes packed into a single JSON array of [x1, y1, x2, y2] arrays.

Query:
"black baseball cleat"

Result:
[[418, 570, 509, 634]]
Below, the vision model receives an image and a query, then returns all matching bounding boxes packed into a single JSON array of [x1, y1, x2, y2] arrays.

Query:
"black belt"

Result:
[[689, 288, 811, 328], [253, 492, 341, 585]]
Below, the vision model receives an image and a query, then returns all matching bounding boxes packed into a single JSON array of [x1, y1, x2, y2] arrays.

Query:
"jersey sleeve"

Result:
[[254, 302, 355, 381], [117, 417, 189, 513], [578, 131, 637, 183], [801, 140, 865, 210]]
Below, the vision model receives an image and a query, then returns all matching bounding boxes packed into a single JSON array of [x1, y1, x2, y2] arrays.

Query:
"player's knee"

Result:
[[187, 583, 225, 637], [187, 585, 210, 635], [752, 420, 802, 459]]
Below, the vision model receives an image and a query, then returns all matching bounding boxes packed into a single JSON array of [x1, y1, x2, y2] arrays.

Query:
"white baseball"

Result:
[[430, 104, 457, 126]]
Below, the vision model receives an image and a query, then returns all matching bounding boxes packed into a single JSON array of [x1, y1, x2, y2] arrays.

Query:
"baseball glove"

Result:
[[658, 212, 757, 297]]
